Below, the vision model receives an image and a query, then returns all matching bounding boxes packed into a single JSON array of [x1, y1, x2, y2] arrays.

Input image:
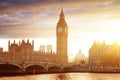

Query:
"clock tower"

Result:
[[56, 9, 68, 64]]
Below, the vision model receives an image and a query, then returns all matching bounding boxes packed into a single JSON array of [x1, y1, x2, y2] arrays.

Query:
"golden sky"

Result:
[[0, 0, 120, 60]]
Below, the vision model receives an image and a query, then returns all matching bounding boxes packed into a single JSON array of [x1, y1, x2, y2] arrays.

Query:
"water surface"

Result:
[[0, 73, 120, 80]]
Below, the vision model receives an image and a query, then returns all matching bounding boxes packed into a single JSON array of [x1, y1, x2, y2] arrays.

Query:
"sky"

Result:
[[0, 0, 120, 60]]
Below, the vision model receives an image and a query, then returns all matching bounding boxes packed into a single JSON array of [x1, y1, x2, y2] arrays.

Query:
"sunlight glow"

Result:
[[1, 20, 120, 60]]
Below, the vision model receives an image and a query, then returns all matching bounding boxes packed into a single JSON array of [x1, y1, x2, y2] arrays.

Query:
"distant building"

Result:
[[40, 45, 45, 53], [89, 40, 120, 72], [47, 45, 52, 53], [74, 49, 85, 65], [39, 45, 53, 54]]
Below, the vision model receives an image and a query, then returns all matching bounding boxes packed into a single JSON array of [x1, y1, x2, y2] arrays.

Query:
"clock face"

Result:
[[58, 27, 62, 33]]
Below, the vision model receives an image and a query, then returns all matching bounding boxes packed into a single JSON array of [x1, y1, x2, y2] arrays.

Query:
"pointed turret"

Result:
[[32, 40, 34, 46], [8, 40, 10, 51], [27, 39, 29, 43], [8, 40, 10, 46], [14, 40, 15, 44], [19, 41, 20, 46]]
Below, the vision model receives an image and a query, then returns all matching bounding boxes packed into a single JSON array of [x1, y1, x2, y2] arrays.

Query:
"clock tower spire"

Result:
[[56, 9, 68, 64], [60, 8, 64, 18]]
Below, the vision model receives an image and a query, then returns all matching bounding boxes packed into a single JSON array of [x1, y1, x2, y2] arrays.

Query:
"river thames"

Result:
[[0, 73, 120, 80]]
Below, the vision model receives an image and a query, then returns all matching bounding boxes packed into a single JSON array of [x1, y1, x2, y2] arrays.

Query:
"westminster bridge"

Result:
[[0, 52, 72, 74], [0, 61, 66, 74]]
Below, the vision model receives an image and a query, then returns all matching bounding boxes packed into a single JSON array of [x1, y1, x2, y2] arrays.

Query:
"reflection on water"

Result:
[[0, 73, 120, 80], [56, 74, 71, 80]]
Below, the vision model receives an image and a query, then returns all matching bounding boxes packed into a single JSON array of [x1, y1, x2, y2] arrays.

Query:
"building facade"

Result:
[[89, 41, 120, 72], [8, 39, 34, 54]]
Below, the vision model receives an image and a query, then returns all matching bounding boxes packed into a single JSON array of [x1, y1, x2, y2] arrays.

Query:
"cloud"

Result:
[[0, 0, 120, 38]]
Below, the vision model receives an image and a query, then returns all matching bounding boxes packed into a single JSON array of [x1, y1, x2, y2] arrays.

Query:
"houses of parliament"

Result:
[[0, 9, 68, 65]]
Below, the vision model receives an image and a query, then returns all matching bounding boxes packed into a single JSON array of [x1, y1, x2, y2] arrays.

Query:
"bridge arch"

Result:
[[25, 64, 46, 74], [48, 65, 62, 72], [63, 66, 72, 72], [0, 63, 23, 74]]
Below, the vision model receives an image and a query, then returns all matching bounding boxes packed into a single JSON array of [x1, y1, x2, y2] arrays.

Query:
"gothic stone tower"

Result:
[[56, 9, 68, 64]]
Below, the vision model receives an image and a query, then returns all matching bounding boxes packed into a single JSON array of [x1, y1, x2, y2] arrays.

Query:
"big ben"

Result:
[[56, 9, 68, 64]]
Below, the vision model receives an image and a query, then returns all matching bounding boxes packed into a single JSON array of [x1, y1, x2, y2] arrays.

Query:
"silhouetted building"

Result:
[[8, 39, 34, 54], [56, 9, 68, 64], [40, 45, 45, 53], [89, 40, 120, 72], [39, 45, 53, 53], [47, 45, 52, 53], [74, 49, 85, 65]]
